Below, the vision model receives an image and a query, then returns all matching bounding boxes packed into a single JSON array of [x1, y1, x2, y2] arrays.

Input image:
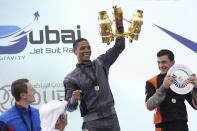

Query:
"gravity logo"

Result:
[[0, 25, 30, 54], [155, 24, 197, 53]]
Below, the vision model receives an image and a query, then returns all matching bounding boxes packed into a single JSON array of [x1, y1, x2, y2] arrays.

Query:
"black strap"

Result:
[[15, 104, 34, 131], [79, 66, 98, 86]]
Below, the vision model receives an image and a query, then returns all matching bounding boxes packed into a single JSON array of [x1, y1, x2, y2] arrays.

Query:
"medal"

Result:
[[171, 98, 176, 103], [94, 85, 99, 91]]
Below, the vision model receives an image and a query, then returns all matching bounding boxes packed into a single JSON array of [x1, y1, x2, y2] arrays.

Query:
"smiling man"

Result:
[[0, 79, 41, 131], [64, 18, 126, 131], [145, 49, 197, 131]]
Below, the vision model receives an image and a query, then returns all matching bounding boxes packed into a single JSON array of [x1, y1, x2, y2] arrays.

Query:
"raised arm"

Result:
[[98, 38, 125, 68], [97, 19, 126, 68]]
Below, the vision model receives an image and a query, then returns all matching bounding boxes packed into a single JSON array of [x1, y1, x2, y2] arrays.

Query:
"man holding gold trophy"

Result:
[[64, 6, 143, 131], [145, 49, 197, 131]]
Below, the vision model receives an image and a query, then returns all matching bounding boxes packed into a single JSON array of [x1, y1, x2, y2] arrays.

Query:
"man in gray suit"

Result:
[[63, 17, 127, 131]]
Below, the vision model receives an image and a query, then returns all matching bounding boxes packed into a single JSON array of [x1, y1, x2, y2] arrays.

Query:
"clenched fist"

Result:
[[72, 90, 82, 102]]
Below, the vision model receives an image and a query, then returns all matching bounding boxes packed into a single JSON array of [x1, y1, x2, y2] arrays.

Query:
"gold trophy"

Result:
[[98, 6, 143, 44]]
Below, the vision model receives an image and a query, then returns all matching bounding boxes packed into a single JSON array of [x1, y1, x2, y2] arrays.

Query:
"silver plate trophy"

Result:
[[167, 64, 194, 95]]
